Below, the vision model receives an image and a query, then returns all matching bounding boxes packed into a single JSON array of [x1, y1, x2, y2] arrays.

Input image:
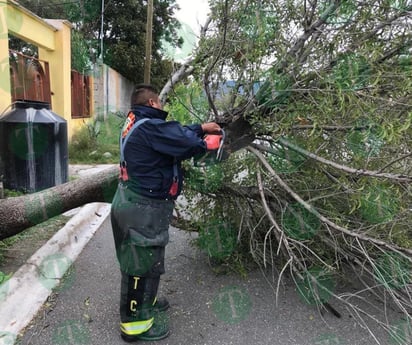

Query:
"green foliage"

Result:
[[281, 203, 320, 240], [17, 0, 181, 86], [197, 220, 238, 260], [332, 53, 371, 90], [69, 112, 123, 163], [321, 0, 357, 25], [63, 0, 101, 25], [374, 251, 411, 289], [100, 0, 180, 87], [182, 2, 412, 328], [165, 81, 210, 123], [185, 164, 224, 194], [295, 266, 336, 305], [71, 30, 92, 73], [267, 138, 307, 173], [390, 221, 412, 249], [255, 71, 292, 109], [0, 271, 11, 284], [69, 120, 98, 154], [86, 118, 102, 141], [358, 185, 400, 224], [4, 189, 25, 198], [8, 36, 38, 56]]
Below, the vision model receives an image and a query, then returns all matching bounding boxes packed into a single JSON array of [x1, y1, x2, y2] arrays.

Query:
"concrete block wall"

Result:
[[93, 63, 134, 119]]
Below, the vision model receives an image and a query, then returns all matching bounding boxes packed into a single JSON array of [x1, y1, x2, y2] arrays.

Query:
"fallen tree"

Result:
[[1, 1, 412, 341], [165, 1, 412, 342], [0, 165, 118, 240]]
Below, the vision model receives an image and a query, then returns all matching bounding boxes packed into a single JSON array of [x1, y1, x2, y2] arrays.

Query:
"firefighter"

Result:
[[110, 84, 222, 342]]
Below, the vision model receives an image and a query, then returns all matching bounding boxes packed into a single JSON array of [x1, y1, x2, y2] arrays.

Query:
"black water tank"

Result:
[[0, 100, 68, 192]]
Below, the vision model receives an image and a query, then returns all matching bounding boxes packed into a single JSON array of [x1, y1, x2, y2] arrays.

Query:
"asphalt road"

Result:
[[17, 216, 403, 345]]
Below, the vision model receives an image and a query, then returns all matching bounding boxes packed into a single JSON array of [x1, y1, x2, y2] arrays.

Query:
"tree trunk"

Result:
[[0, 165, 118, 240]]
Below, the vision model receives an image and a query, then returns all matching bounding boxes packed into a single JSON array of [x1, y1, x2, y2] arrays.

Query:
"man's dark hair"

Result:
[[130, 84, 159, 106]]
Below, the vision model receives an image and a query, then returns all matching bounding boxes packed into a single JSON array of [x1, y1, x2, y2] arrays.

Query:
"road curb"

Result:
[[0, 202, 111, 345]]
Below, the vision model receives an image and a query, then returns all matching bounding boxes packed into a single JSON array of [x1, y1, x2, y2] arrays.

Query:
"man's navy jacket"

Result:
[[121, 105, 207, 200]]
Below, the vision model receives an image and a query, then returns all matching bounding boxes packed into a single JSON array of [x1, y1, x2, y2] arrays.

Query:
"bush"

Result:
[[69, 113, 124, 164]]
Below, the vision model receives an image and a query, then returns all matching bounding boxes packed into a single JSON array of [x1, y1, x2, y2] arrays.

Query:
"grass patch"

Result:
[[69, 112, 124, 164], [4, 189, 25, 198], [0, 214, 71, 275]]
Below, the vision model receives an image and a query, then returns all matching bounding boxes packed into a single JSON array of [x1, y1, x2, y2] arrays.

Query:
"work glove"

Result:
[[201, 122, 222, 134], [204, 134, 222, 151]]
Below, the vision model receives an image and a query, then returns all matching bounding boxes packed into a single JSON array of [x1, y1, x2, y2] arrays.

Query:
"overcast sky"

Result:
[[175, 0, 210, 35]]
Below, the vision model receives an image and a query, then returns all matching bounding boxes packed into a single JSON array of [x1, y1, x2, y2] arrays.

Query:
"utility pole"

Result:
[[144, 0, 153, 84], [99, 0, 107, 120], [100, 0, 105, 61]]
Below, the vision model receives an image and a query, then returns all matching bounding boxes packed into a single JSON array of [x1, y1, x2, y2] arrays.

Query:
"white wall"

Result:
[[93, 63, 135, 119]]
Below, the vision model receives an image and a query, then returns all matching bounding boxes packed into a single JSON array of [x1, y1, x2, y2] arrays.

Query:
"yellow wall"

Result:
[[38, 19, 77, 139], [0, 0, 78, 140], [0, 1, 13, 113]]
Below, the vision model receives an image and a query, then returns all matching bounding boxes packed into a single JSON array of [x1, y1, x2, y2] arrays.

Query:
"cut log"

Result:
[[0, 165, 118, 240]]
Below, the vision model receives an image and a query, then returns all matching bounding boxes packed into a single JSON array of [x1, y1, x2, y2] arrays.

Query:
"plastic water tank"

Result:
[[0, 100, 68, 192]]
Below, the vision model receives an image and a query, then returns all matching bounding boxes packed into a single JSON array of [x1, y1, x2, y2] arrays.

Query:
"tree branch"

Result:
[[377, 152, 412, 173], [159, 64, 194, 105], [252, 139, 412, 183], [290, 124, 372, 131], [248, 146, 412, 257], [159, 16, 212, 104], [280, 0, 341, 70]]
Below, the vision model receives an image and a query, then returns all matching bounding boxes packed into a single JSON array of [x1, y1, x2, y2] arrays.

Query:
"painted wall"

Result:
[[0, 0, 84, 140], [0, 1, 134, 140], [93, 64, 135, 118]]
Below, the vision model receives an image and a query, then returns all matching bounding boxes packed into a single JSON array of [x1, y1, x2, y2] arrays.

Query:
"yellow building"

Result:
[[0, 0, 86, 139]]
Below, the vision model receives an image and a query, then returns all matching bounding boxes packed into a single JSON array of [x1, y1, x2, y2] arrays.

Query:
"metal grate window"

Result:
[[71, 70, 91, 119], [9, 50, 51, 105]]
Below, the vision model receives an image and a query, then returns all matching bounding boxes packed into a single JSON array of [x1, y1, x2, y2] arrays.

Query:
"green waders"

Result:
[[110, 184, 174, 339]]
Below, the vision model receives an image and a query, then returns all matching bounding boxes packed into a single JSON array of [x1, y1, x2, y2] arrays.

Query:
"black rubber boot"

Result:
[[120, 274, 170, 342], [121, 311, 170, 342], [154, 297, 169, 312]]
